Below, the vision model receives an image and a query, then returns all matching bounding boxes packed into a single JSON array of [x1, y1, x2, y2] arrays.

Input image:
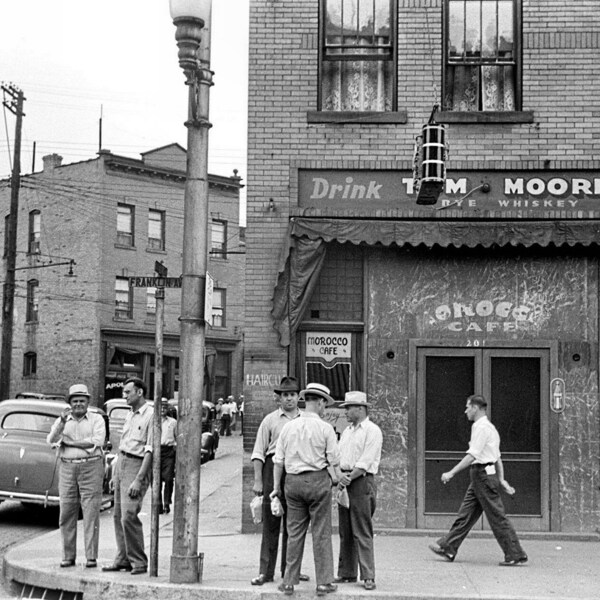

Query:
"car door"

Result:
[[0, 407, 60, 496]]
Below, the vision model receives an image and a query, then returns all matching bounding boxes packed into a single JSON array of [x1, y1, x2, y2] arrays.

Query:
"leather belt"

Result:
[[61, 455, 102, 464], [121, 450, 143, 460]]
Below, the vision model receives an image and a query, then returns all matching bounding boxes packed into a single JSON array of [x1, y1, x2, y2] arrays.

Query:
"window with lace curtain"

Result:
[[320, 0, 395, 112], [444, 0, 519, 112]]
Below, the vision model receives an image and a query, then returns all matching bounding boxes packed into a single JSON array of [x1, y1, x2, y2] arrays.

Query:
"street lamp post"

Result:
[[169, 0, 212, 584]]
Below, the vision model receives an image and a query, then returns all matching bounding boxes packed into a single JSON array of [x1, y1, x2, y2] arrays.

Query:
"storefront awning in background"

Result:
[[271, 217, 600, 346]]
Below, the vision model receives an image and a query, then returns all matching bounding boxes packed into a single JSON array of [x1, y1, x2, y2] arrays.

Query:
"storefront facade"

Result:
[[243, 0, 600, 534]]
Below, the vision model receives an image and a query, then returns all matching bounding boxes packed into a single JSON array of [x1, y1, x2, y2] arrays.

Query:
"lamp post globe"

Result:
[[169, 0, 210, 22]]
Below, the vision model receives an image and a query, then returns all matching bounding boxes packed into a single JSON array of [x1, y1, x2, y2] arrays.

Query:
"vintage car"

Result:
[[105, 398, 219, 463], [0, 398, 113, 508]]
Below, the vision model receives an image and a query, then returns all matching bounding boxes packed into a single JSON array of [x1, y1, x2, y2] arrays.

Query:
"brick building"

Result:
[[0, 144, 245, 406], [243, 0, 600, 534]]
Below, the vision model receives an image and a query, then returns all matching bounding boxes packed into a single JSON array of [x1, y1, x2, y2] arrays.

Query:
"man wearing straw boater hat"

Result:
[[334, 391, 382, 591], [47, 383, 106, 569], [271, 382, 343, 597], [250, 376, 309, 586]]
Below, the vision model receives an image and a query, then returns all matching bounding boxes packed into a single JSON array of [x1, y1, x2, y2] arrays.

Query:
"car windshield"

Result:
[[3, 412, 57, 433]]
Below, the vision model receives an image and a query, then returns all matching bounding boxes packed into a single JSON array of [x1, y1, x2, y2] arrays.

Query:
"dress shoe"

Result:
[[364, 579, 376, 590], [102, 563, 132, 572], [85, 559, 97, 568], [499, 555, 528, 566], [316, 583, 337, 596], [60, 560, 75, 568], [277, 583, 294, 595], [251, 574, 274, 585], [333, 576, 357, 583], [299, 573, 310, 582], [131, 566, 148, 575], [428, 543, 455, 562]]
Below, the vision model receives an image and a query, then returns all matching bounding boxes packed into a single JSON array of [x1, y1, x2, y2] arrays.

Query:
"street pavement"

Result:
[[3, 434, 599, 600]]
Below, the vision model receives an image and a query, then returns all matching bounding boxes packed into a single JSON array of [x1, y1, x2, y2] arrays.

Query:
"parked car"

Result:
[[15, 392, 66, 401], [105, 398, 219, 463], [0, 399, 114, 508]]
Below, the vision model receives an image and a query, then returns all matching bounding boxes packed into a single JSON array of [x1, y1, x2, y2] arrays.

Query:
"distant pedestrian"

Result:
[[428, 394, 528, 566], [250, 376, 309, 586], [229, 395, 238, 431], [335, 391, 382, 591], [158, 398, 177, 515], [271, 382, 342, 596], [220, 397, 233, 436], [47, 383, 106, 569], [102, 377, 153, 575]]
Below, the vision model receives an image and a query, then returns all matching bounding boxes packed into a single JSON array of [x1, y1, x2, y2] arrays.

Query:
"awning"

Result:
[[271, 217, 600, 346], [290, 217, 600, 248]]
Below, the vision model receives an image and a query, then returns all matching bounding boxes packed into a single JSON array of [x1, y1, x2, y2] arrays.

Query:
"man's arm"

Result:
[[128, 452, 153, 499], [252, 458, 264, 495], [270, 462, 284, 498], [495, 457, 515, 495], [441, 453, 475, 484]]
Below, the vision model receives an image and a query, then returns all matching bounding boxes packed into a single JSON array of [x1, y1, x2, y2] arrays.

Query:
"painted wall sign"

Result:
[[298, 170, 600, 216], [550, 378, 566, 413], [306, 332, 351, 361], [431, 299, 538, 333]]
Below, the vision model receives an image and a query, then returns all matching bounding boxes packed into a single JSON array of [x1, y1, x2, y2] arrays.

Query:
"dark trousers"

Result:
[[259, 455, 288, 579], [437, 465, 526, 561], [283, 469, 334, 586], [337, 474, 377, 581], [220, 414, 231, 436], [160, 446, 176, 509]]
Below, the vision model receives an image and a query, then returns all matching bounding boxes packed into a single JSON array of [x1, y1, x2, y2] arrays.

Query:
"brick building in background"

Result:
[[0, 144, 245, 405], [243, 0, 600, 533]]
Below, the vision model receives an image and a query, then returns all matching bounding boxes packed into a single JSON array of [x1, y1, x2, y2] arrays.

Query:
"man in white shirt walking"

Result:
[[428, 394, 528, 566], [335, 391, 382, 591]]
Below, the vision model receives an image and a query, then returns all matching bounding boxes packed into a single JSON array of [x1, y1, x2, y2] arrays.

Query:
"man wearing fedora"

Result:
[[335, 391, 383, 591], [250, 376, 309, 586], [271, 382, 343, 597], [47, 384, 106, 568]]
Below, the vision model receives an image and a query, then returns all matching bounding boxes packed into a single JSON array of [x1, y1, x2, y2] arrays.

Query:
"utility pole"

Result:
[[0, 84, 25, 401]]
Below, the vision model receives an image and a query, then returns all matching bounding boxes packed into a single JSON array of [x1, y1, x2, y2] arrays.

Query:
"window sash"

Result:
[[211, 288, 225, 327], [117, 204, 134, 246], [29, 211, 41, 254], [211, 221, 227, 256], [444, 0, 518, 111], [115, 277, 133, 318], [148, 210, 165, 250], [26, 280, 39, 322], [23, 352, 37, 376]]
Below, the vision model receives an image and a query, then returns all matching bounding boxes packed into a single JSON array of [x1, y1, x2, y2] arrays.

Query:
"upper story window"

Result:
[[211, 288, 225, 327], [320, 0, 395, 112], [115, 276, 133, 319], [148, 209, 165, 251], [26, 279, 39, 322], [23, 351, 37, 376], [211, 220, 227, 258], [444, 0, 519, 111], [28, 210, 41, 254], [146, 287, 156, 316], [117, 203, 135, 247]]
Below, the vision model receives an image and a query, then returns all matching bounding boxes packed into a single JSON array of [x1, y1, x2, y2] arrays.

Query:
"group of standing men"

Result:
[[251, 376, 383, 596]]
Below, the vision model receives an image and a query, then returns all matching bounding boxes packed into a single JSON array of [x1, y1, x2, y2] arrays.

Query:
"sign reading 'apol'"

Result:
[[129, 276, 182, 288]]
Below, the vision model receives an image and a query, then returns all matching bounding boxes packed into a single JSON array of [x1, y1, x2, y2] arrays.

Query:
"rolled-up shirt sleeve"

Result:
[[251, 419, 269, 462], [273, 433, 285, 466], [90, 413, 107, 449]]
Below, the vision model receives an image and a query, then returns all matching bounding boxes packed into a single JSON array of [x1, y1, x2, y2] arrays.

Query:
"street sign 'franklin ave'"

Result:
[[129, 276, 182, 288]]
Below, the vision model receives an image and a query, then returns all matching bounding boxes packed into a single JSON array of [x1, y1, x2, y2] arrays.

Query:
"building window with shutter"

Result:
[[117, 203, 135, 247], [444, 0, 519, 111], [26, 279, 39, 322], [148, 209, 165, 251], [320, 0, 395, 112], [115, 277, 133, 319], [28, 210, 41, 254]]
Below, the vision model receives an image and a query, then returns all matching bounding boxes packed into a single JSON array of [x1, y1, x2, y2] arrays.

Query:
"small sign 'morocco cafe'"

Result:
[[306, 333, 351, 361]]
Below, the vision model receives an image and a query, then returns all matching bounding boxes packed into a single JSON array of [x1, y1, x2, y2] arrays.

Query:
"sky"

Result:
[[0, 0, 249, 222]]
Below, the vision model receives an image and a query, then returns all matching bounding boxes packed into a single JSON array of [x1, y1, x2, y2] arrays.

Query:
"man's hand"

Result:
[[339, 473, 352, 487], [60, 407, 72, 423], [441, 471, 454, 484], [500, 479, 516, 495], [253, 481, 263, 496], [269, 488, 280, 500], [128, 478, 142, 499]]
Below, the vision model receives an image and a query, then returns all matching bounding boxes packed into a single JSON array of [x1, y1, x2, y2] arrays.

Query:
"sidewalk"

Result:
[[3, 436, 599, 600]]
